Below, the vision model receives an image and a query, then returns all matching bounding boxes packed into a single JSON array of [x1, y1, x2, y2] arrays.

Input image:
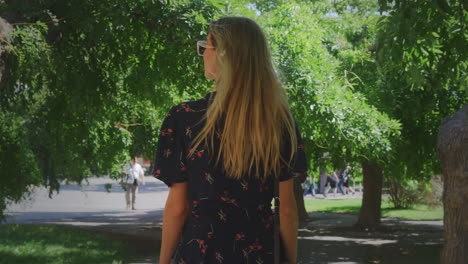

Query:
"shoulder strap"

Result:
[[274, 175, 280, 264]]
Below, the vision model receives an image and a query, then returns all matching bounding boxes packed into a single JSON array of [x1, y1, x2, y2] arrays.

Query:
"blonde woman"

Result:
[[152, 17, 307, 264]]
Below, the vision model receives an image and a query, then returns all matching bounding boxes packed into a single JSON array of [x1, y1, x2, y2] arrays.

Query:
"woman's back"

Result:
[[154, 17, 307, 264], [153, 93, 306, 263]]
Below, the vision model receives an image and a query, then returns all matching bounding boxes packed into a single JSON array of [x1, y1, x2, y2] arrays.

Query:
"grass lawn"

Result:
[[0, 224, 140, 264], [304, 198, 443, 221]]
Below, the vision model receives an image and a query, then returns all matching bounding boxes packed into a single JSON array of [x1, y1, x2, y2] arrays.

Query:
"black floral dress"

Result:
[[152, 92, 307, 264]]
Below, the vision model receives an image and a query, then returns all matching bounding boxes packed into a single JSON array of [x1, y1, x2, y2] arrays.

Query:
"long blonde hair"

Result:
[[191, 17, 297, 179]]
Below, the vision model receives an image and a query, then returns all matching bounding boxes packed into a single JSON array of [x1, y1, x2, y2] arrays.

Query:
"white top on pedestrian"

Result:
[[124, 163, 145, 184]]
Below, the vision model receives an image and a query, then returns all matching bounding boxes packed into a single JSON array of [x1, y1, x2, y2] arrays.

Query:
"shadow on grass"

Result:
[[314, 205, 425, 215], [5, 209, 164, 226], [0, 224, 139, 264], [307, 199, 443, 221], [319, 205, 361, 214]]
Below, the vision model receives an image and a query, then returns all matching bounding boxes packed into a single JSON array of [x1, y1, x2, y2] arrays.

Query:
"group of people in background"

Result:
[[122, 156, 358, 211], [302, 166, 355, 197]]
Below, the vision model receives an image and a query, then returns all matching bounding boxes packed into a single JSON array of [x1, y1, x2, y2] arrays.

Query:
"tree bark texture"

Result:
[[356, 160, 383, 229], [437, 104, 468, 264]]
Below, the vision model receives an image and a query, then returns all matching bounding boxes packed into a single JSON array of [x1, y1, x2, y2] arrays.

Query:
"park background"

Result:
[[0, 0, 466, 263]]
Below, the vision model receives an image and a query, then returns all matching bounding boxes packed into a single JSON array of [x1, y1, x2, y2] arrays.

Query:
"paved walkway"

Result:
[[5, 176, 165, 263], [5, 176, 165, 227], [4, 177, 444, 264]]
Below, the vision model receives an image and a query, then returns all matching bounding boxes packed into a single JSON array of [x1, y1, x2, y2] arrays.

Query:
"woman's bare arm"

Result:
[[159, 182, 189, 264], [279, 178, 298, 263]]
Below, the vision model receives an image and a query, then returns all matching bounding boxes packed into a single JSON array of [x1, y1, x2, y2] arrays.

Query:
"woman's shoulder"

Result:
[[168, 93, 212, 116]]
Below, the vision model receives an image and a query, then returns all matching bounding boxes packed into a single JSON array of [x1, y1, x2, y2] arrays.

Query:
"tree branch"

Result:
[[12, 17, 65, 26]]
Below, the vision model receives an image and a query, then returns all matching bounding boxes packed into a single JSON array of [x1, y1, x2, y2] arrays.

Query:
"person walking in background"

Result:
[[123, 157, 145, 210], [343, 166, 355, 195], [303, 174, 316, 197], [325, 170, 339, 197], [152, 17, 307, 264], [337, 169, 346, 195], [319, 168, 329, 197]]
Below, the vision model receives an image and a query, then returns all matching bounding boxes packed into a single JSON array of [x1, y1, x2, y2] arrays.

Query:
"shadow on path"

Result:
[[60, 181, 167, 194], [296, 212, 443, 264]]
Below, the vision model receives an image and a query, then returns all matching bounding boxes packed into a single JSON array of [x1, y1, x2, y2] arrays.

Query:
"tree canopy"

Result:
[[1, 0, 219, 217], [259, 3, 400, 168], [1, 0, 467, 221]]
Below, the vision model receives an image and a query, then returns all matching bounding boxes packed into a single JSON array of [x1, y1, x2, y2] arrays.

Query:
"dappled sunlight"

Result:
[[0, 224, 138, 264], [298, 235, 397, 245]]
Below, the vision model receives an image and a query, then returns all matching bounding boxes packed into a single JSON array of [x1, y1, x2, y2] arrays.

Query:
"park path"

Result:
[[5, 176, 166, 228], [4, 176, 444, 264], [5, 176, 165, 264]]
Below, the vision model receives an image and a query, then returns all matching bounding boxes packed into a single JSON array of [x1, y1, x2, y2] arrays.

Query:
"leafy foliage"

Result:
[[307, 0, 467, 208], [1, 0, 401, 220], [374, 0, 468, 179], [2, 0, 465, 220], [0, 0, 219, 219], [386, 177, 423, 209], [259, 3, 400, 170], [0, 112, 41, 217], [386, 176, 443, 209]]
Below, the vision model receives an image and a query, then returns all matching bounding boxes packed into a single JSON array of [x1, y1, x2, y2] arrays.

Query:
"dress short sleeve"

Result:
[[279, 122, 308, 182], [151, 106, 188, 187]]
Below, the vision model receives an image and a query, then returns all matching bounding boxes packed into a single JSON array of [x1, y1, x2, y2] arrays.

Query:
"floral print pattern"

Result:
[[152, 93, 307, 264]]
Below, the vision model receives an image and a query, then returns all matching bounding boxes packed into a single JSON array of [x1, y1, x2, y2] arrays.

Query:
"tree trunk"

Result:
[[355, 160, 383, 229], [437, 104, 468, 264]]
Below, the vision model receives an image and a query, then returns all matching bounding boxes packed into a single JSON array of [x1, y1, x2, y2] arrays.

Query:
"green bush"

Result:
[[419, 176, 443, 209], [387, 178, 421, 209], [386, 176, 443, 209]]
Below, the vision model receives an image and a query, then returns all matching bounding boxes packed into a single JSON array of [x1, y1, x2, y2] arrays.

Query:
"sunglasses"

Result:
[[197, 40, 215, 56]]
